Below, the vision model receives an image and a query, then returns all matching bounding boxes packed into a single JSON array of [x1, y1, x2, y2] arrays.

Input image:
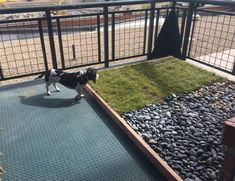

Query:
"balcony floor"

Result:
[[0, 80, 165, 181]]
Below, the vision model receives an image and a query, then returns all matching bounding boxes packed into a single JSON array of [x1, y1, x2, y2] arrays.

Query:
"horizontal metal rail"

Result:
[[0, 0, 171, 14], [52, 13, 103, 20], [0, 17, 47, 24], [1, 0, 234, 15], [109, 54, 149, 62], [177, 0, 235, 6], [0, 7, 169, 25], [109, 7, 172, 14], [197, 8, 235, 16]]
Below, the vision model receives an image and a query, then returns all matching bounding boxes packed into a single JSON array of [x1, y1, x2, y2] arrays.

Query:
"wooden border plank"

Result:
[[84, 84, 183, 181]]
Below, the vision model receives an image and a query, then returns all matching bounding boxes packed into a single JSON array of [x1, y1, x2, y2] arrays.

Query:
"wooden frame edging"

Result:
[[84, 84, 183, 181]]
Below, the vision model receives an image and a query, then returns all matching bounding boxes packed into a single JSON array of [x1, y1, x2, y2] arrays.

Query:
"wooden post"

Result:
[[220, 117, 235, 181]]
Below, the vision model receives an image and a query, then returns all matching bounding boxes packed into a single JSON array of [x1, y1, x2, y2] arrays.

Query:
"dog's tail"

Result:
[[34, 72, 45, 80]]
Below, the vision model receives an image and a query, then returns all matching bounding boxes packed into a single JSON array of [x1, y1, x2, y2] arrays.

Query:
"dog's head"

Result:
[[85, 68, 99, 83]]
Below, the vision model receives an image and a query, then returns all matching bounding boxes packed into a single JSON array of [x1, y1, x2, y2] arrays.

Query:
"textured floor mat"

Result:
[[0, 81, 165, 181]]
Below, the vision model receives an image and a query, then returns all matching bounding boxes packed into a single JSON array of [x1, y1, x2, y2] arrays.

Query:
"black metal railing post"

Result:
[[182, 3, 194, 60], [56, 18, 65, 69], [46, 10, 58, 69], [103, 5, 109, 67], [232, 63, 235, 75], [38, 19, 49, 71], [143, 10, 148, 55], [172, 0, 176, 10], [97, 15, 102, 63], [0, 65, 3, 80], [147, 1, 155, 60], [111, 13, 115, 61]]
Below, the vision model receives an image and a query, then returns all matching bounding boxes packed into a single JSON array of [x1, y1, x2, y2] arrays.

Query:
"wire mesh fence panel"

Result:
[[110, 8, 149, 61], [188, 9, 235, 73], [0, 16, 51, 79], [1, 1, 235, 81], [54, 13, 103, 69]]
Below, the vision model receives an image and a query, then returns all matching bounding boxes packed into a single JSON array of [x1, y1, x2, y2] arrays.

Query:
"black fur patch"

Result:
[[59, 72, 81, 89]]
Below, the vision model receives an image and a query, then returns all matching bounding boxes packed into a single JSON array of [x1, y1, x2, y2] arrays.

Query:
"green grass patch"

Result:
[[90, 57, 223, 114]]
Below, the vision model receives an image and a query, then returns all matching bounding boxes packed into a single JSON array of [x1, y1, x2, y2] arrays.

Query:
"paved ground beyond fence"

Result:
[[186, 58, 235, 82], [195, 49, 235, 72], [0, 81, 165, 181]]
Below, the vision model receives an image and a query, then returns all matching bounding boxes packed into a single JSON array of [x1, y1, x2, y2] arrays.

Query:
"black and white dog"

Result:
[[36, 68, 99, 100]]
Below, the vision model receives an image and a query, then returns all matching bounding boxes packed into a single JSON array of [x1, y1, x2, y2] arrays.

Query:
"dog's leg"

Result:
[[46, 82, 52, 96], [53, 83, 61, 92], [80, 86, 85, 98], [75, 85, 84, 101], [75, 86, 81, 101]]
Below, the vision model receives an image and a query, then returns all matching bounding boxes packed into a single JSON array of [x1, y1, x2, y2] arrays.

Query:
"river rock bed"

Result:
[[122, 82, 235, 181]]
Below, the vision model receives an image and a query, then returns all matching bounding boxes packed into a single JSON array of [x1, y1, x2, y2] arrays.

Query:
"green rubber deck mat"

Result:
[[0, 81, 165, 181]]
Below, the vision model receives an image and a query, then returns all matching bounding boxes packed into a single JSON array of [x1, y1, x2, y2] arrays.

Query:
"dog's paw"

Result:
[[75, 96, 81, 101], [80, 94, 85, 98], [56, 88, 61, 92], [47, 91, 51, 96]]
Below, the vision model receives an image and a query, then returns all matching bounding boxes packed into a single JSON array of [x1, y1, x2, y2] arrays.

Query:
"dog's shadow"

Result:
[[19, 93, 79, 108]]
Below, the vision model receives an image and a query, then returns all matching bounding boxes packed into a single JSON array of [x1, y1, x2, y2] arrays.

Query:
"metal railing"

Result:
[[187, 2, 235, 74], [0, 0, 234, 81]]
